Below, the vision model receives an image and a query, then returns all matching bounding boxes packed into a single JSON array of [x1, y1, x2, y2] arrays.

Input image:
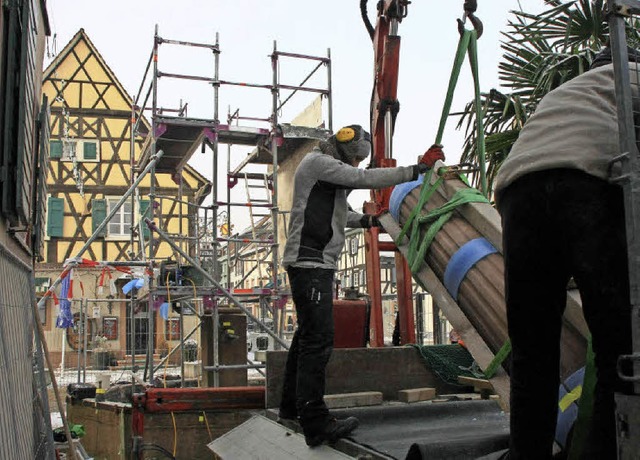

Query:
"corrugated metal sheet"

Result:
[[0, 246, 54, 459]]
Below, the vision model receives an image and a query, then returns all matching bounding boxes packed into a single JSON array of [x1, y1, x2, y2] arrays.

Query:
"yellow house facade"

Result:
[[36, 29, 210, 369]]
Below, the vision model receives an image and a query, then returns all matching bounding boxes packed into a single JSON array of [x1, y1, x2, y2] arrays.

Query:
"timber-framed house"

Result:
[[36, 29, 210, 367]]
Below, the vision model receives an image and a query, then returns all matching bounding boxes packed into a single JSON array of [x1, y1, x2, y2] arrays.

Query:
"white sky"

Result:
[[45, 0, 546, 232]]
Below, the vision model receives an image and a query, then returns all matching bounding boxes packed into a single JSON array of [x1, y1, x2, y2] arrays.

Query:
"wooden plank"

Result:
[[458, 376, 493, 391]]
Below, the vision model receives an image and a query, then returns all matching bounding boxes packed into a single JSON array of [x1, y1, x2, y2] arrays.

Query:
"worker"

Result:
[[279, 124, 444, 447], [494, 47, 638, 459]]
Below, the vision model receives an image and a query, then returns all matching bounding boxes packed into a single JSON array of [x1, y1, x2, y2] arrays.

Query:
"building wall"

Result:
[[36, 30, 208, 363], [0, 1, 52, 458]]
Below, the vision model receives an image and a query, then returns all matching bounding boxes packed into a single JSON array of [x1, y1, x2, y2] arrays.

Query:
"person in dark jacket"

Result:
[[494, 48, 639, 459], [279, 124, 444, 446]]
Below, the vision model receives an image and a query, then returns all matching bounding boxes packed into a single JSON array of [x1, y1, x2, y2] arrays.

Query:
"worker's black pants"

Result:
[[280, 266, 335, 434], [499, 169, 633, 459]]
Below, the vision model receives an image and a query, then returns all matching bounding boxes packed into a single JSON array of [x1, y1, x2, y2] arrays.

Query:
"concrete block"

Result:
[[184, 361, 201, 379], [398, 387, 436, 403], [324, 391, 383, 409]]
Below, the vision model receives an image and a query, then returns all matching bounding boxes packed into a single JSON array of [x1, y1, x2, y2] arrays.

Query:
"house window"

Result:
[[55, 139, 100, 162], [165, 318, 181, 341], [349, 237, 359, 256], [107, 198, 132, 237]]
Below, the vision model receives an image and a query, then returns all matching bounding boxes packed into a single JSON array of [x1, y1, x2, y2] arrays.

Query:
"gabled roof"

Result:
[[43, 29, 209, 191], [43, 29, 145, 123]]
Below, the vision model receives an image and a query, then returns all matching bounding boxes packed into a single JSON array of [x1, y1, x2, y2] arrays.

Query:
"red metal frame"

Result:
[[143, 386, 265, 412], [364, 0, 415, 347], [130, 385, 265, 451]]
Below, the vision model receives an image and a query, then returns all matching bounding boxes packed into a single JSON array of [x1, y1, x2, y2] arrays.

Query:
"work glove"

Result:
[[417, 144, 445, 173], [360, 214, 383, 228]]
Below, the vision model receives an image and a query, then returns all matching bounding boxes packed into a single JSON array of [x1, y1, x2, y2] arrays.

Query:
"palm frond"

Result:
[[454, 0, 640, 195]]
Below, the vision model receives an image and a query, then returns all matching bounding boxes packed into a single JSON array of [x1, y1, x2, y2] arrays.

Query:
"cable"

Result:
[[183, 277, 213, 441], [139, 443, 176, 459], [360, 0, 375, 40], [162, 271, 178, 457]]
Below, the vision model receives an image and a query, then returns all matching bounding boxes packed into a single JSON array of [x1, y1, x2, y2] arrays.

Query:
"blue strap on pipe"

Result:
[[389, 174, 424, 221], [443, 238, 498, 300]]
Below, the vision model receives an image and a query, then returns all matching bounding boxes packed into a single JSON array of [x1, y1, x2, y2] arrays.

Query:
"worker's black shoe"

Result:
[[304, 416, 359, 447], [277, 408, 298, 422]]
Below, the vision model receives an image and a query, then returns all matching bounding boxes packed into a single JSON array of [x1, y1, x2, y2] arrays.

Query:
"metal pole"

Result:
[[61, 329, 66, 382], [148, 24, 161, 383], [130, 75, 138, 384], [212, 32, 220, 284], [77, 300, 81, 384], [270, 40, 282, 346], [145, 218, 289, 349], [327, 48, 333, 132], [226, 142, 232, 291], [212, 32, 221, 387], [608, 0, 640, 391], [83, 299, 87, 383], [213, 298, 220, 387], [179, 302, 185, 387]]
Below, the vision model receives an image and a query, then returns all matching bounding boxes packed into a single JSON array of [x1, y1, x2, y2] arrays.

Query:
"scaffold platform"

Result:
[[139, 115, 330, 174]]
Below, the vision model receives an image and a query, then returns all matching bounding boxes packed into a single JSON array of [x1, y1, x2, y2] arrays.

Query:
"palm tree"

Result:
[[457, 0, 640, 196]]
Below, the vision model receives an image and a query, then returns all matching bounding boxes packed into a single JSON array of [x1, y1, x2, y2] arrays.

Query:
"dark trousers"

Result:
[[280, 266, 335, 433], [499, 169, 632, 459]]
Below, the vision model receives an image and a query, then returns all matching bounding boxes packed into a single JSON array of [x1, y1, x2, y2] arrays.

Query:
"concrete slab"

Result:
[[208, 415, 353, 459], [325, 391, 383, 409]]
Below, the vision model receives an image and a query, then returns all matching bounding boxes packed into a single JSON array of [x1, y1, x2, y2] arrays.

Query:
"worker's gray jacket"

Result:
[[494, 63, 639, 201], [283, 148, 418, 270]]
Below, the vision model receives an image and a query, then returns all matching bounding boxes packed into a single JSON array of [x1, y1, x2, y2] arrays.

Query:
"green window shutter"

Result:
[[139, 200, 150, 239], [47, 197, 64, 237], [92, 199, 107, 237], [83, 142, 97, 160], [50, 140, 62, 158]]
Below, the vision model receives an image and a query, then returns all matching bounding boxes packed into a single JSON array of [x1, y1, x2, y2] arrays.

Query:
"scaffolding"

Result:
[[39, 27, 334, 390], [607, 0, 640, 455]]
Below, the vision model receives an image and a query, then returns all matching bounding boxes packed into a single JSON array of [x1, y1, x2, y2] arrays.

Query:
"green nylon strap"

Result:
[[483, 339, 511, 379], [434, 28, 488, 197], [396, 168, 442, 243], [398, 185, 490, 274], [467, 35, 488, 196], [435, 30, 471, 145]]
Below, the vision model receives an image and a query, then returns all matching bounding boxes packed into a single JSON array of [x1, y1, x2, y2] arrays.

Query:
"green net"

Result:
[[410, 344, 484, 386]]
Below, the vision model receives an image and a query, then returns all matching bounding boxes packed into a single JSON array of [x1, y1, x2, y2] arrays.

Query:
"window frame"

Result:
[[105, 196, 133, 240], [57, 138, 101, 163]]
